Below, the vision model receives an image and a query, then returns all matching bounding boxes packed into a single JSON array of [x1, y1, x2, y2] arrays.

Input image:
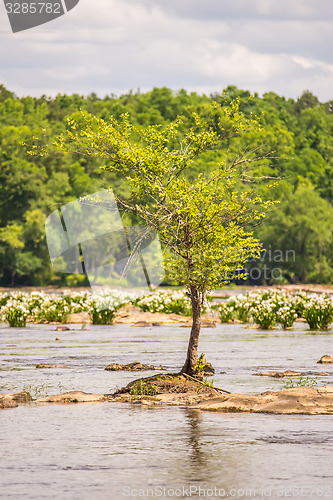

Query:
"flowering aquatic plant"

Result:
[[302, 294, 333, 330], [0, 299, 29, 327], [136, 290, 193, 316]]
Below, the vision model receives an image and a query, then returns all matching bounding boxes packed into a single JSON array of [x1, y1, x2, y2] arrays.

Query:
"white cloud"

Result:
[[1, 0, 333, 100]]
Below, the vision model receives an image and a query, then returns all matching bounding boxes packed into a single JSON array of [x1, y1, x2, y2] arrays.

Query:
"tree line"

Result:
[[0, 84, 332, 286]]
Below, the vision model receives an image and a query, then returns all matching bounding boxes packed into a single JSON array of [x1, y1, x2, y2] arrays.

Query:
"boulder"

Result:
[[36, 391, 106, 403], [55, 325, 71, 332], [317, 355, 333, 364], [202, 362, 215, 375], [36, 363, 70, 369], [0, 391, 32, 409]]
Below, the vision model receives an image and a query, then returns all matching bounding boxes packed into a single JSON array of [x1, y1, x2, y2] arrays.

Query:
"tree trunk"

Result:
[[180, 287, 202, 375]]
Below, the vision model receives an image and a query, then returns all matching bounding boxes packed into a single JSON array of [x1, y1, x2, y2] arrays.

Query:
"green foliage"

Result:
[[282, 376, 318, 389], [195, 353, 207, 373], [129, 380, 158, 397], [135, 290, 192, 316], [302, 295, 333, 330], [0, 300, 28, 327], [47, 99, 275, 302], [0, 84, 331, 286]]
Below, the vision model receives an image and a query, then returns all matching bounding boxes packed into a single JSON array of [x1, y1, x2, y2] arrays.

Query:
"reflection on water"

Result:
[[0, 322, 333, 498]]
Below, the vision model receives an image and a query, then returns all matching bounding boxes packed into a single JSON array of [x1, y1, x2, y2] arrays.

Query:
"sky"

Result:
[[1, 0, 333, 101]]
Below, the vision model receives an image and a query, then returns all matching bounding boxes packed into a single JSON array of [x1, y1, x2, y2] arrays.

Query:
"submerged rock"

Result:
[[253, 370, 330, 378], [105, 362, 166, 371], [36, 391, 106, 403], [36, 363, 70, 369], [55, 326, 71, 332], [317, 355, 333, 364]]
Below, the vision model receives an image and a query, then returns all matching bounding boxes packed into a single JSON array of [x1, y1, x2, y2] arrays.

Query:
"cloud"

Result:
[[0, 0, 333, 100]]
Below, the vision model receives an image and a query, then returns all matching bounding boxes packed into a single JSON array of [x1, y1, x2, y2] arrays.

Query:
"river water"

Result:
[[1, 322, 333, 499]]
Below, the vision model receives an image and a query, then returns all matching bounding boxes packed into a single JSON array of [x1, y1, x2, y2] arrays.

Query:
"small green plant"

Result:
[[218, 304, 235, 323], [57, 382, 65, 393], [24, 383, 50, 400], [282, 376, 318, 389], [90, 308, 118, 325], [195, 353, 207, 374], [129, 380, 158, 397], [202, 377, 214, 388]]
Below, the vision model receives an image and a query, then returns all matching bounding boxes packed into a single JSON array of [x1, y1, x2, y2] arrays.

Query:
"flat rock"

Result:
[[0, 392, 32, 409], [68, 312, 92, 324], [36, 363, 70, 369], [180, 319, 216, 328], [253, 370, 330, 378], [115, 311, 192, 326], [190, 385, 333, 414], [36, 391, 106, 403], [105, 362, 166, 371], [55, 325, 71, 331], [317, 355, 333, 364]]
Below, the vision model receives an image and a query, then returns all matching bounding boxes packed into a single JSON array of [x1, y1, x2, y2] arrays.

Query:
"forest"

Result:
[[0, 83, 332, 286]]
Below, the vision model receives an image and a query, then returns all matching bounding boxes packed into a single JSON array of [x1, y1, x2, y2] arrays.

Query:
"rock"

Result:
[[317, 355, 333, 364], [254, 370, 302, 378], [190, 385, 333, 414], [115, 311, 192, 326], [203, 362, 215, 375], [0, 391, 31, 409], [36, 363, 70, 369], [0, 397, 18, 409], [201, 320, 216, 328], [105, 362, 165, 371], [68, 312, 92, 324], [36, 391, 106, 403], [152, 322, 163, 326], [253, 370, 331, 378], [55, 326, 70, 332]]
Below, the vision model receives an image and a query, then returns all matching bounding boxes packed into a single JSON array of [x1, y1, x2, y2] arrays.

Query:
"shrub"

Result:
[[136, 290, 193, 316], [250, 300, 277, 329], [302, 295, 333, 330], [1, 300, 29, 327]]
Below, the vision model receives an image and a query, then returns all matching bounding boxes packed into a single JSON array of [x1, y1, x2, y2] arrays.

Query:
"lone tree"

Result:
[[41, 99, 276, 375]]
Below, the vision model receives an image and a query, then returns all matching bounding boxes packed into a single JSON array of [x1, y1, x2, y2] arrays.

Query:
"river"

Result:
[[1, 322, 333, 499]]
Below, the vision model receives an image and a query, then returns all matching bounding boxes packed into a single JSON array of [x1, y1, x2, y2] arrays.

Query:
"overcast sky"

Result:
[[1, 0, 333, 100]]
